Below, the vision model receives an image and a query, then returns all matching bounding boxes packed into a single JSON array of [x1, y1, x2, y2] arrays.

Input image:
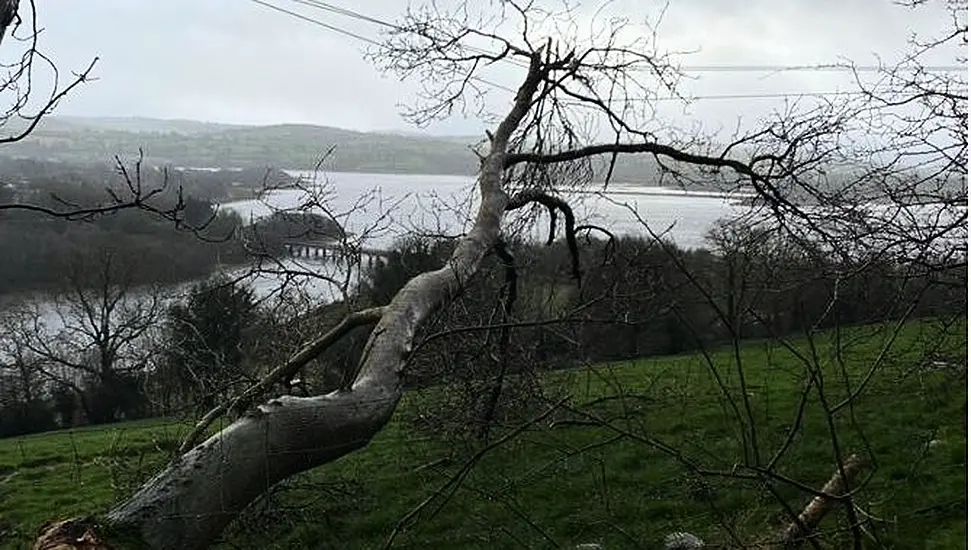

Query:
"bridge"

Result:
[[284, 239, 392, 268]]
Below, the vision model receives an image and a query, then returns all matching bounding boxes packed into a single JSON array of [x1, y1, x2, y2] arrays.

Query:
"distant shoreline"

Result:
[[277, 169, 754, 201], [567, 186, 756, 200]]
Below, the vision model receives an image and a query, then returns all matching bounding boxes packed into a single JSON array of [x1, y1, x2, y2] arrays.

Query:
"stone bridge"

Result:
[[284, 239, 392, 268]]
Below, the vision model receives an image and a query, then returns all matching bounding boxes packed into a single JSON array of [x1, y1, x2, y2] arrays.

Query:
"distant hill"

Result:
[[0, 116, 958, 202], [43, 116, 250, 135], [0, 116, 487, 176], [0, 116, 675, 183]]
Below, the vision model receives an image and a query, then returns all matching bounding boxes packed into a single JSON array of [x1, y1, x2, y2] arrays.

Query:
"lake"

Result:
[[9, 169, 960, 357], [221, 171, 749, 251], [4, 172, 748, 358]]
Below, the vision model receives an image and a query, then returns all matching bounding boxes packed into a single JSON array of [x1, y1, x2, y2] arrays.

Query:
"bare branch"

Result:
[[178, 306, 386, 454], [506, 189, 581, 280]]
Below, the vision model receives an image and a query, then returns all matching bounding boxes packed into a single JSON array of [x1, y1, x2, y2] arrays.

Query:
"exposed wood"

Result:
[[32, 518, 109, 550]]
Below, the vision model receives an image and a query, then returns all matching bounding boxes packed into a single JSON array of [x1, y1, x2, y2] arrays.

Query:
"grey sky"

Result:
[[33, 0, 962, 136]]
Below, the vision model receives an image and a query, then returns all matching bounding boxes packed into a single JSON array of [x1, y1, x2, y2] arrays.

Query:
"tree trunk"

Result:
[[105, 389, 400, 549]]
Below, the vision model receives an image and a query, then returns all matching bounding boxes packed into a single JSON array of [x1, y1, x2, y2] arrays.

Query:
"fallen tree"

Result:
[[37, 46, 787, 550], [24, 0, 965, 548]]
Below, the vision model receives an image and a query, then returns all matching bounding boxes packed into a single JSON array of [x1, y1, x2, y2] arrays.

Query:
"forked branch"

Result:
[[177, 306, 386, 454]]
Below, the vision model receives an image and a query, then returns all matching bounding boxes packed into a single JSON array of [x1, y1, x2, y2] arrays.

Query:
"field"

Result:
[[1, 318, 966, 549]]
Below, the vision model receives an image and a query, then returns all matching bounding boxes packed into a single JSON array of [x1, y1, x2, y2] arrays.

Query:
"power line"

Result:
[[248, 0, 524, 94], [248, 0, 381, 46], [282, 0, 535, 72], [275, 0, 967, 74], [680, 65, 966, 73], [248, 0, 967, 103], [288, 0, 396, 30]]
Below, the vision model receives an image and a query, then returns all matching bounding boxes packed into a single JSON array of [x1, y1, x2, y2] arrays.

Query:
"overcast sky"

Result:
[[27, 0, 964, 136]]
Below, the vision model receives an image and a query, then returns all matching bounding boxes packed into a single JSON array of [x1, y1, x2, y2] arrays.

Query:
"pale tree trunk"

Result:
[[105, 390, 400, 549], [33, 53, 549, 550]]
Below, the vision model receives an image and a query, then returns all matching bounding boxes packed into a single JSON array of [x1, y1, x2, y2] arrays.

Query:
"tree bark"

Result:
[[771, 454, 868, 549], [105, 390, 400, 549]]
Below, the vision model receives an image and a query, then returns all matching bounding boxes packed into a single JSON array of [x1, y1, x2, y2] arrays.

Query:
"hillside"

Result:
[[4, 116, 954, 194], [0, 116, 483, 175], [0, 116, 668, 182], [0, 318, 965, 549], [40, 116, 250, 135]]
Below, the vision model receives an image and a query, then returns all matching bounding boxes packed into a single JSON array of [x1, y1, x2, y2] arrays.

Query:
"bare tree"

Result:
[[0, 319, 55, 435], [28, 1, 966, 549], [764, 0, 967, 270], [4, 247, 163, 425]]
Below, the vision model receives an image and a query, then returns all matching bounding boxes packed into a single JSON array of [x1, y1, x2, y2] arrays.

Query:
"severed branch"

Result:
[[768, 454, 869, 549], [506, 190, 581, 280], [574, 224, 616, 267], [177, 306, 386, 454]]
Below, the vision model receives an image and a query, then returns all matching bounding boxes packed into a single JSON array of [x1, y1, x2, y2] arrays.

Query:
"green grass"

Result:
[[1, 318, 966, 549]]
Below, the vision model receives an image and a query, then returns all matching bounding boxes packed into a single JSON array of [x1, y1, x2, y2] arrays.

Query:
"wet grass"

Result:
[[1, 317, 966, 549]]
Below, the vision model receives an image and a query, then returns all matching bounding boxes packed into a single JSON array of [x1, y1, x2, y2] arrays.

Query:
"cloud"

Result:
[[31, 0, 959, 136]]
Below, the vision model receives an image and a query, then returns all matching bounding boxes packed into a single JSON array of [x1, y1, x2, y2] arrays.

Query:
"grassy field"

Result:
[[1, 317, 966, 549]]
